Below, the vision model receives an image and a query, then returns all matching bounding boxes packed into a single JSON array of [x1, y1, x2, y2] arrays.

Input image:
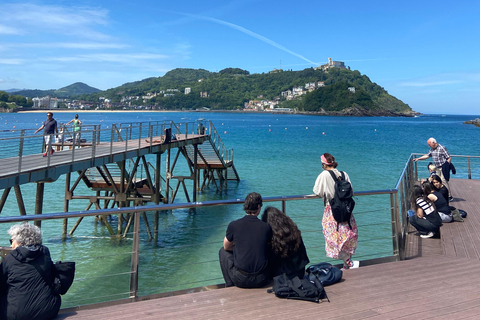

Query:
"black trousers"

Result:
[[218, 247, 270, 288]]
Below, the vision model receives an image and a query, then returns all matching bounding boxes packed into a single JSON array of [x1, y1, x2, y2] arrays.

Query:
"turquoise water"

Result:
[[1, 112, 480, 306]]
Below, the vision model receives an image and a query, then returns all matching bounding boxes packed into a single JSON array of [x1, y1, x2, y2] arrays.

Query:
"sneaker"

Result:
[[43, 152, 47, 157], [343, 259, 360, 269], [449, 196, 454, 202], [420, 232, 434, 239], [50, 149, 55, 155]]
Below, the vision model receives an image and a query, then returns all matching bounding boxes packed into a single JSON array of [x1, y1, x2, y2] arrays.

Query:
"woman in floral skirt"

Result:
[[313, 153, 359, 269]]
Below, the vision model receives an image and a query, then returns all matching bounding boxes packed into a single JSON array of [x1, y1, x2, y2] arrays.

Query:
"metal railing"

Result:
[[0, 120, 233, 179], [0, 153, 477, 309]]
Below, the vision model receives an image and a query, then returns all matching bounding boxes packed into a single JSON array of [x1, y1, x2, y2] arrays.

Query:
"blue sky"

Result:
[[1, 0, 479, 115]]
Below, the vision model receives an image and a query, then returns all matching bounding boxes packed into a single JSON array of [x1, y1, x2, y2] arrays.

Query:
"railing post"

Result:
[[282, 200, 286, 214], [125, 127, 129, 154], [91, 126, 97, 167], [129, 211, 140, 299], [468, 157, 472, 179], [18, 130, 25, 173], [110, 125, 115, 161], [138, 123, 142, 149], [71, 130, 76, 162], [391, 192, 403, 260]]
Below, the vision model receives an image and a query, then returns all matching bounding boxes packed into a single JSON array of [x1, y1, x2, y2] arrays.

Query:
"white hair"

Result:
[[8, 223, 43, 246]]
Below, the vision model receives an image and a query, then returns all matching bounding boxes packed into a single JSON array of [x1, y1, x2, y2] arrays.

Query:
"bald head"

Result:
[[427, 138, 437, 149]]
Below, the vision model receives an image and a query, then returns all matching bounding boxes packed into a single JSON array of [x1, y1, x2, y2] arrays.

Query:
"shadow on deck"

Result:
[[58, 178, 480, 320]]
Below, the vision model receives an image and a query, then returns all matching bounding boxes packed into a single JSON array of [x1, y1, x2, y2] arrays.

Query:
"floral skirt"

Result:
[[322, 204, 358, 259]]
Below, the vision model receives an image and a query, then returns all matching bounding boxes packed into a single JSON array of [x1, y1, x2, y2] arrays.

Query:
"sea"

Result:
[[0, 111, 479, 307]]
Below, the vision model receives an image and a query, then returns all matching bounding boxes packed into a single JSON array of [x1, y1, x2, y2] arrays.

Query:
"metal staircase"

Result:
[[180, 121, 239, 192]]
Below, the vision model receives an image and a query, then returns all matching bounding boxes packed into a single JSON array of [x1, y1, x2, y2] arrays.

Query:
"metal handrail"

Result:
[[1, 153, 477, 307]]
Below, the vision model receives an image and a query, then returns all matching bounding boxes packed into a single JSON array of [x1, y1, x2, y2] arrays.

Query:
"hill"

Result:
[[77, 67, 413, 116], [14, 82, 100, 98]]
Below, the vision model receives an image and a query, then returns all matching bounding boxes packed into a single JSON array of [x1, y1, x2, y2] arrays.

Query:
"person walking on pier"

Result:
[[66, 113, 82, 146], [313, 153, 359, 270], [413, 138, 453, 200], [219, 192, 272, 288], [34, 112, 58, 157], [0, 223, 61, 320]]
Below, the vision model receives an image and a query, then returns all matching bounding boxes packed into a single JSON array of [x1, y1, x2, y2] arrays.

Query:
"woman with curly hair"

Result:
[[0, 223, 61, 320], [261, 206, 309, 279]]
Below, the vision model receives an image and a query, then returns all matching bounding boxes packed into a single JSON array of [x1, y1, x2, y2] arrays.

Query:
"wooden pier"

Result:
[[0, 120, 239, 235], [56, 178, 480, 319]]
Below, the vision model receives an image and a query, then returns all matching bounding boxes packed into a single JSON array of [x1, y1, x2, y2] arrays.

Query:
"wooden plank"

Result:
[[58, 255, 480, 320]]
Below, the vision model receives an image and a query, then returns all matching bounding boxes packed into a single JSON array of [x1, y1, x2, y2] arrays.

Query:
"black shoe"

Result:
[[449, 196, 454, 202]]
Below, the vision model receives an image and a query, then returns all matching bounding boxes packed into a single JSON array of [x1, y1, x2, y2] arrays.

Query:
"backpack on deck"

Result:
[[327, 170, 355, 230], [268, 274, 329, 303], [306, 262, 343, 286]]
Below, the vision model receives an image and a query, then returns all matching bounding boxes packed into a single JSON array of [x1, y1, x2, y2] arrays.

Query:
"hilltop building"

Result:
[[316, 58, 347, 72]]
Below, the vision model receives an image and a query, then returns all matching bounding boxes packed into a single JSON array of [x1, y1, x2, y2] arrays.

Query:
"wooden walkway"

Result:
[[58, 178, 480, 319], [0, 134, 208, 190]]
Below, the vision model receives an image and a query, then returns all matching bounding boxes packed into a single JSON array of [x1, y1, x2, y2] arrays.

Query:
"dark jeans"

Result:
[[409, 215, 440, 235], [218, 247, 270, 288]]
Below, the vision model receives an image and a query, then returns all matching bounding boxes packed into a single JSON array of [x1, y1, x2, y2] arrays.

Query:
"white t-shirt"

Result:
[[313, 168, 352, 203]]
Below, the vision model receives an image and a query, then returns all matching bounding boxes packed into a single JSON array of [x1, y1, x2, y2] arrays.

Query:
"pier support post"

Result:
[[14, 185, 27, 216], [34, 183, 45, 228], [0, 187, 11, 213], [63, 172, 71, 237]]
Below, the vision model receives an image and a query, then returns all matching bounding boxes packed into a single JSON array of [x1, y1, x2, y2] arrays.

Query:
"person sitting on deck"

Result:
[[409, 185, 443, 239], [219, 192, 272, 288], [261, 206, 309, 279], [0, 223, 61, 320], [430, 174, 450, 206], [422, 181, 452, 223]]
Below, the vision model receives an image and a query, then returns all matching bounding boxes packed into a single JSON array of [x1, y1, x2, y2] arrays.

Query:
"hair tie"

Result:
[[321, 154, 333, 166]]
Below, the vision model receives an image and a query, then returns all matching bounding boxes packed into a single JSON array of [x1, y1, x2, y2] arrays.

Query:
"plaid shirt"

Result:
[[427, 143, 450, 167]]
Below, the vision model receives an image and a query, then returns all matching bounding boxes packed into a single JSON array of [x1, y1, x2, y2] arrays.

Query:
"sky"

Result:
[[1, 0, 479, 115]]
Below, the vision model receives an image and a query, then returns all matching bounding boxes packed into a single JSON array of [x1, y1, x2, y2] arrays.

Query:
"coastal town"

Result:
[[24, 58, 353, 113]]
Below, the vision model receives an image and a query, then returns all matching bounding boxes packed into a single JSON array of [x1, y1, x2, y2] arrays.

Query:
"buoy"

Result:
[[306, 127, 308, 129], [285, 128, 287, 130], [224, 131, 227, 134], [322, 132, 325, 135]]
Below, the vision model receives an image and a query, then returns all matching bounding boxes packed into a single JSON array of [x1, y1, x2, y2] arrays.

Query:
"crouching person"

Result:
[[219, 192, 272, 288], [0, 223, 61, 320]]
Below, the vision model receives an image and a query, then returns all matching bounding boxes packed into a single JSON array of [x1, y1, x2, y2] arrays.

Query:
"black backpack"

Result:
[[327, 170, 355, 230], [306, 262, 343, 286], [268, 274, 329, 303]]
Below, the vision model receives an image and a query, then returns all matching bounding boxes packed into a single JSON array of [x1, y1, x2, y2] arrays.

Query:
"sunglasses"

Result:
[[9, 239, 13, 244]]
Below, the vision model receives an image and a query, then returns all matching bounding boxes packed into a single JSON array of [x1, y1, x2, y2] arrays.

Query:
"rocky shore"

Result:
[[464, 118, 480, 127]]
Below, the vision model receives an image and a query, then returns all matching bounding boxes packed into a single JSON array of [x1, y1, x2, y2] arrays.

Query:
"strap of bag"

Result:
[[30, 261, 56, 291]]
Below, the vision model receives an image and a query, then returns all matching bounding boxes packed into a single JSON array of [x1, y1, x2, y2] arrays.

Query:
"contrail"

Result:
[[173, 12, 318, 66]]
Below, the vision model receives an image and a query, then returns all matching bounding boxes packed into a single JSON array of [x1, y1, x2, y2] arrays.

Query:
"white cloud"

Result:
[[0, 58, 24, 65], [3, 42, 128, 50], [172, 12, 318, 66], [1, 3, 111, 41], [0, 24, 21, 35], [42, 53, 169, 63], [400, 80, 463, 87], [398, 71, 480, 87]]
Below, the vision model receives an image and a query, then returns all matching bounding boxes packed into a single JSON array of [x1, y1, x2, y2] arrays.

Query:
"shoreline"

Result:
[[14, 108, 417, 117]]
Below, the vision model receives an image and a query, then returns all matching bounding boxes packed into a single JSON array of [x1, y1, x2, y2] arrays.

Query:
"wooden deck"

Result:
[[58, 178, 480, 320]]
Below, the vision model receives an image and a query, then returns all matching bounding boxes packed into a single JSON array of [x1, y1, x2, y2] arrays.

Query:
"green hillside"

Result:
[[78, 67, 412, 115], [15, 82, 100, 98]]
